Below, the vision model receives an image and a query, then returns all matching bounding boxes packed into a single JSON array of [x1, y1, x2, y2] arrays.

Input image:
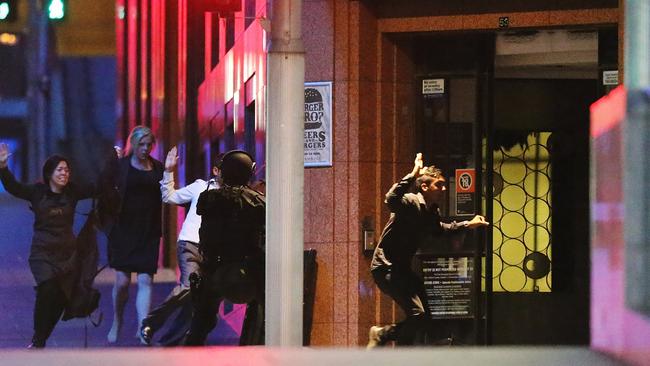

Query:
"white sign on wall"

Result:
[[422, 78, 445, 94], [603, 70, 619, 86], [304, 82, 332, 167]]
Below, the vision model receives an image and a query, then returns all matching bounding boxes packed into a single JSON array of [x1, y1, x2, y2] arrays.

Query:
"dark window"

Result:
[[225, 15, 235, 52], [224, 100, 235, 150], [209, 138, 221, 176], [211, 13, 220, 69], [245, 0, 255, 29], [245, 101, 256, 158]]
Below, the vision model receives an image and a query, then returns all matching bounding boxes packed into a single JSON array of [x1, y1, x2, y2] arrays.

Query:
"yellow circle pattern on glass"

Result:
[[493, 227, 503, 251], [481, 255, 504, 279], [501, 212, 526, 238], [523, 172, 550, 198], [499, 266, 527, 292], [523, 226, 550, 252], [501, 185, 527, 211], [500, 239, 526, 265], [501, 158, 527, 184], [524, 199, 550, 224], [493, 200, 503, 223], [490, 132, 553, 293], [544, 271, 552, 291], [524, 144, 550, 170], [493, 256, 503, 277]]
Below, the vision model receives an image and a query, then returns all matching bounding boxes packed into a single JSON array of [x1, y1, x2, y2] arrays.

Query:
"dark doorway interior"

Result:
[[408, 31, 599, 345], [491, 78, 595, 345]]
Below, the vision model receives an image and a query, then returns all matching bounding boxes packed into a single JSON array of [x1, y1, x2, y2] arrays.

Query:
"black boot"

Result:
[[27, 336, 46, 349], [139, 325, 153, 345]]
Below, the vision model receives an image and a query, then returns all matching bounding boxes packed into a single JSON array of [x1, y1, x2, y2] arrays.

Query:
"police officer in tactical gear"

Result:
[[185, 150, 265, 345]]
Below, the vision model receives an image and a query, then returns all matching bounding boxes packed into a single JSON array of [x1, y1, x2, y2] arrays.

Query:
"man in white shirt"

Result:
[[139, 146, 220, 346]]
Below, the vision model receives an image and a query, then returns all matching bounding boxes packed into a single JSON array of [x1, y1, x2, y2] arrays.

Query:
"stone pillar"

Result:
[[266, 0, 306, 346], [624, 0, 650, 88], [624, 0, 650, 317]]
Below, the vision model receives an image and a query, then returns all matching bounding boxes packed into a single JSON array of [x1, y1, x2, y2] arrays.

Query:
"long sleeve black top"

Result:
[[371, 174, 466, 272], [0, 166, 95, 284]]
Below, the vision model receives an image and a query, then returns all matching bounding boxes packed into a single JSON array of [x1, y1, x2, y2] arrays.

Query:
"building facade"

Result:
[[116, 0, 623, 346]]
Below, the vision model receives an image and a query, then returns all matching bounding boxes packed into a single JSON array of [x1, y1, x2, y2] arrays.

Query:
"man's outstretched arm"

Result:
[[440, 215, 490, 231]]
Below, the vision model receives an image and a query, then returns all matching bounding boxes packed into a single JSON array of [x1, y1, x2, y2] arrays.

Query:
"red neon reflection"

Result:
[[589, 85, 625, 138], [590, 85, 650, 365]]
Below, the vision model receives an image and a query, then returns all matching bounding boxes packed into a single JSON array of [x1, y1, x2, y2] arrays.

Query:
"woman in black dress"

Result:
[[0, 143, 96, 348], [103, 126, 163, 344]]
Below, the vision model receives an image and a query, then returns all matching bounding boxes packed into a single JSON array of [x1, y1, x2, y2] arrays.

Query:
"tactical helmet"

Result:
[[218, 150, 255, 185]]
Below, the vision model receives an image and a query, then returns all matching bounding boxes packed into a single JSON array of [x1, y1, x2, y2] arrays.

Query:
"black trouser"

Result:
[[32, 278, 67, 347], [239, 299, 264, 346], [372, 266, 429, 345], [143, 288, 193, 346], [142, 241, 200, 346], [185, 261, 264, 346]]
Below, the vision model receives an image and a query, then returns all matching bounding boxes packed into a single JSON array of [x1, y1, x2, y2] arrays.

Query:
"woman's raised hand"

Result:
[[165, 146, 179, 172], [113, 146, 123, 159], [0, 143, 12, 169]]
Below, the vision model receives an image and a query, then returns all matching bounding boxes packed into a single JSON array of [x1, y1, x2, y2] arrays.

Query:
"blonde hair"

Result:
[[125, 125, 156, 156]]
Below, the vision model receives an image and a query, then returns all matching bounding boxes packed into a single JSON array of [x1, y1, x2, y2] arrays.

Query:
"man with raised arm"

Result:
[[368, 153, 489, 348]]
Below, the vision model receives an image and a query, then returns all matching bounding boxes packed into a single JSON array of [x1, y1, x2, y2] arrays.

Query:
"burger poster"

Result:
[[304, 82, 332, 167]]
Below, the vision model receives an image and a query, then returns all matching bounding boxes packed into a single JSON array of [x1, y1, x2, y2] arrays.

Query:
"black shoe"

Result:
[[27, 340, 45, 349], [140, 326, 153, 345], [184, 331, 205, 346]]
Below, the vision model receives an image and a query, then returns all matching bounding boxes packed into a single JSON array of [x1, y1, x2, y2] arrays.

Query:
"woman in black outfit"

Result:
[[0, 143, 96, 348], [102, 125, 164, 344]]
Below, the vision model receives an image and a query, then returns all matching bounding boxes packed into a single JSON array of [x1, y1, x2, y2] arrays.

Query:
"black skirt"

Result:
[[108, 165, 161, 274]]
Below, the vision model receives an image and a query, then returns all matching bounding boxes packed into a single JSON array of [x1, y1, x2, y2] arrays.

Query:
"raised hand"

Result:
[[411, 152, 424, 177], [0, 143, 12, 169], [467, 215, 489, 229], [165, 146, 179, 172], [113, 146, 123, 159]]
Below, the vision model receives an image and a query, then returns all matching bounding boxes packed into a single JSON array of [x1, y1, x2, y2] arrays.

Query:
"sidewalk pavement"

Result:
[[0, 192, 242, 349]]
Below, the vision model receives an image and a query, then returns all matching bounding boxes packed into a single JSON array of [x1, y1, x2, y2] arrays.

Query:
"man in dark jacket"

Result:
[[368, 153, 488, 348], [185, 150, 265, 346]]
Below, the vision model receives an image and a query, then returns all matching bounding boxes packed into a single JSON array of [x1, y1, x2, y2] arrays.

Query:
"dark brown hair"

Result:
[[415, 165, 443, 191], [42, 155, 70, 183]]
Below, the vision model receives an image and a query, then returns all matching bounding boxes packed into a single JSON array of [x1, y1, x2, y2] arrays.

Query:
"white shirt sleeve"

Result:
[[160, 171, 196, 205]]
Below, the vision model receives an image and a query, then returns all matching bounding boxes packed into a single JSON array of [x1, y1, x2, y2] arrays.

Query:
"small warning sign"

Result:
[[455, 169, 475, 215], [603, 70, 619, 86], [422, 79, 445, 95], [456, 169, 475, 193]]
